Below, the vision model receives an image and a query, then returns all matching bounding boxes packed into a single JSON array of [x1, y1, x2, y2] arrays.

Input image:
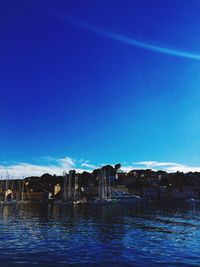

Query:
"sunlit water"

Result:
[[0, 201, 200, 266]]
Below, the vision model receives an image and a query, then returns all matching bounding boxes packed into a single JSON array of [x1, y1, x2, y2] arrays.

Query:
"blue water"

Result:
[[0, 201, 200, 266]]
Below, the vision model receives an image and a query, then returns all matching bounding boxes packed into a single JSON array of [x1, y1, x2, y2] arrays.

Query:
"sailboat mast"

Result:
[[108, 169, 111, 198], [63, 171, 67, 200], [5, 171, 9, 201], [74, 176, 78, 199], [68, 171, 72, 199], [103, 168, 107, 198], [21, 177, 25, 201]]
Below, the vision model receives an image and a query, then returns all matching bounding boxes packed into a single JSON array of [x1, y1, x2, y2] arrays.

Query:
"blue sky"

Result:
[[1, 0, 200, 176]]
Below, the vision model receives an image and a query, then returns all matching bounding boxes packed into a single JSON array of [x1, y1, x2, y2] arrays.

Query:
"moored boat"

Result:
[[110, 189, 141, 203]]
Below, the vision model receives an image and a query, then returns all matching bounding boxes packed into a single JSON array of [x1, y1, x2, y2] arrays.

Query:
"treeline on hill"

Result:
[[21, 164, 200, 194]]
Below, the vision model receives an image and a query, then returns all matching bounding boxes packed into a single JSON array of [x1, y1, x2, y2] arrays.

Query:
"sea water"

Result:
[[0, 201, 199, 266]]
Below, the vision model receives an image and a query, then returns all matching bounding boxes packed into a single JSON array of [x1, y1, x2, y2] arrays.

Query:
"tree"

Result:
[[114, 163, 121, 172]]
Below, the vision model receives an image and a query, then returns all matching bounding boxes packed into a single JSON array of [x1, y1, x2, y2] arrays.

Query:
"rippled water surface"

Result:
[[0, 201, 200, 266]]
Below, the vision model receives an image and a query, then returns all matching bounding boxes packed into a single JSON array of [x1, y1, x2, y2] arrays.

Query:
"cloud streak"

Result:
[[81, 161, 98, 169], [55, 11, 200, 61], [2, 157, 200, 178], [0, 157, 92, 178], [134, 161, 200, 173]]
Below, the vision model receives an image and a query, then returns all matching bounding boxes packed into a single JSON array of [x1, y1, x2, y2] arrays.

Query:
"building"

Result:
[[172, 186, 198, 199], [142, 186, 159, 199]]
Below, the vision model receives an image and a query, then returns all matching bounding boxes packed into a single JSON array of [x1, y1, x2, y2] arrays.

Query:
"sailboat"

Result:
[[17, 179, 30, 204], [3, 172, 15, 205], [90, 168, 118, 205], [56, 171, 67, 204], [54, 171, 78, 205], [110, 188, 141, 203], [88, 167, 141, 204], [73, 175, 87, 205]]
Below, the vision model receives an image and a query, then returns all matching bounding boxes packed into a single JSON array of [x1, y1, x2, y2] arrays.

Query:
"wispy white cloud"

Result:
[[0, 156, 92, 178], [165, 165, 200, 173], [132, 161, 200, 173], [56, 157, 76, 168], [134, 161, 181, 168], [1, 157, 200, 178], [121, 166, 137, 173], [81, 161, 97, 169]]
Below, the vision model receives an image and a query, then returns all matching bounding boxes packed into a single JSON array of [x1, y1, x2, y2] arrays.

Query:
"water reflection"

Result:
[[0, 202, 200, 266]]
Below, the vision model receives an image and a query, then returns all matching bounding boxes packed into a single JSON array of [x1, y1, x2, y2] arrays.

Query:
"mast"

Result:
[[67, 171, 72, 199], [100, 169, 104, 199], [74, 176, 78, 199], [5, 171, 9, 201], [21, 178, 25, 201], [108, 169, 111, 198], [103, 168, 107, 199], [11, 176, 14, 201], [98, 173, 101, 199], [0, 174, 2, 199], [63, 171, 67, 200]]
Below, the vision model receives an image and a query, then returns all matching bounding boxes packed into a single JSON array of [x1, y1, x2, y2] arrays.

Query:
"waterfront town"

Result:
[[0, 164, 199, 203]]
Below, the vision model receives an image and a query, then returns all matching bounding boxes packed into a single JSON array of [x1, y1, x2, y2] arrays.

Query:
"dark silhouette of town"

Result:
[[1, 164, 199, 202]]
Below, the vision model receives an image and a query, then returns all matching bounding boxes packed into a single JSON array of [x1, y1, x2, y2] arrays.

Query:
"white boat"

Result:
[[88, 167, 141, 205], [73, 198, 87, 205], [92, 197, 119, 205], [186, 198, 200, 203], [111, 190, 141, 203]]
